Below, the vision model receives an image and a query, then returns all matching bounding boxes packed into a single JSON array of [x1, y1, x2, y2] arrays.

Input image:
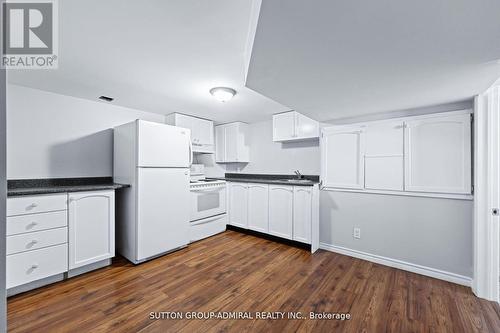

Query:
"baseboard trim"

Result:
[[319, 242, 472, 287]]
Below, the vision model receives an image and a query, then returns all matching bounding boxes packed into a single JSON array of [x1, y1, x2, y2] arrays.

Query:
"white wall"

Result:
[[226, 119, 320, 175], [7, 84, 164, 179]]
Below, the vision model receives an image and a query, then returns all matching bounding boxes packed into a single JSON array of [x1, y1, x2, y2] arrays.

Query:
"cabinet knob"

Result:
[[28, 203, 38, 209], [30, 264, 39, 270], [27, 222, 38, 229]]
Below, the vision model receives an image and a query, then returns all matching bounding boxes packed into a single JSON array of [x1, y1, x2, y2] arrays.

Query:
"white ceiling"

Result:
[[9, 1, 500, 123], [7, 0, 289, 123], [246, 0, 500, 121]]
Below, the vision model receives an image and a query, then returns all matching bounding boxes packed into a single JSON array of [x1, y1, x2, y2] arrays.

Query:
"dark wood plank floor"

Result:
[[7, 230, 500, 332]]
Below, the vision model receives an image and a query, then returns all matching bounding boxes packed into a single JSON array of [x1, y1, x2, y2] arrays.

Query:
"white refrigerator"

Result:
[[114, 120, 192, 264]]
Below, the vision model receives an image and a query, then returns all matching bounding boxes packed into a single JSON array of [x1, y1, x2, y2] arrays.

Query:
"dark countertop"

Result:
[[8, 177, 130, 197], [209, 173, 319, 187]]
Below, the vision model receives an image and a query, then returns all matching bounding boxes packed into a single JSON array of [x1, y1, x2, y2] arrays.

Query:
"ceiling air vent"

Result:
[[98, 95, 114, 102]]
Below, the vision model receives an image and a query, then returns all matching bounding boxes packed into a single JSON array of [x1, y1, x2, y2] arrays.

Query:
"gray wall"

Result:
[[7, 84, 164, 179], [225, 101, 474, 278], [320, 191, 473, 277]]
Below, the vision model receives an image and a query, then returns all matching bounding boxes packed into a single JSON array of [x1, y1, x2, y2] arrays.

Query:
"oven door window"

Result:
[[197, 192, 220, 212]]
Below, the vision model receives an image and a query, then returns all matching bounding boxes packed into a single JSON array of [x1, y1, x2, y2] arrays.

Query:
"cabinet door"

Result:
[[364, 122, 404, 191], [321, 126, 365, 189], [68, 190, 115, 270], [175, 114, 197, 141], [225, 124, 239, 162], [405, 113, 471, 194], [215, 125, 226, 162], [295, 113, 319, 139], [195, 118, 214, 146], [247, 184, 269, 233], [229, 183, 248, 228], [273, 112, 296, 141], [268, 185, 293, 239], [293, 187, 312, 243]]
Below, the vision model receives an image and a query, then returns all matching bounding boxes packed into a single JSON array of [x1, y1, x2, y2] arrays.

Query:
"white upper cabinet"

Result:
[[215, 122, 250, 163], [165, 113, 214, 153], [273, 112, 295, 141], [273, 111, 319, 142], [405, 113, 472, 194], [321, 110, 472, 198], [247, 184, 269, 233], [364, 122, 404, 191], [321, 126, 365, 189]]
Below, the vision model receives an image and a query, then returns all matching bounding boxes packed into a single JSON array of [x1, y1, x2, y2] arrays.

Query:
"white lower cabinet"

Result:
[[247, 184, 269, 233], [293, 187, 312, 243], [6, 190, 117, 292], [227, 181, 317, 249], [228, 183, 248, 228], [68, 190, 115, 270], [268, 185, 294, 239]]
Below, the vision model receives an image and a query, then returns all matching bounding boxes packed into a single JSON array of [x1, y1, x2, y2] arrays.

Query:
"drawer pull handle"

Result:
[[27, 240, 38, 248], [27, 222, 38, 229], [27, 203, 38, 210], [27, 264, 39, 273]]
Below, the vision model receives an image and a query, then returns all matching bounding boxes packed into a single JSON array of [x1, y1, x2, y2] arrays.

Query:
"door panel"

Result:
[[248, 184, 269, 233], [405, 114, 471, 193], [365, 156, 404, 191], [293, 187, 312, 243], [225, 125, 238, 162], [68, 190, 115, 269], [228, 183, 248, 228], [321, 127, 365, 189], [137, 168, 189, 260], [137, 120, 190, 167], [196, 118, 214, 145], [273, 112, 296, 141], [215, 125, 225, 162], [268, 185, 293, 239], [364, 122, 404, 191], [295, 113, 319, 139]]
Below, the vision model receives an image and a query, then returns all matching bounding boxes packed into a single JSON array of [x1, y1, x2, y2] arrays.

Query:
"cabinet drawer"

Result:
[[7, 227, 68, 255], [7, 194, 67, 216], [7, 211, 68, 236], [6, 244, 68, 289]]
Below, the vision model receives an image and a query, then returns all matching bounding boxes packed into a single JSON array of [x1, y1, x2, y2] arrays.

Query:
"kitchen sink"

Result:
[[279, 179, 314, 183]]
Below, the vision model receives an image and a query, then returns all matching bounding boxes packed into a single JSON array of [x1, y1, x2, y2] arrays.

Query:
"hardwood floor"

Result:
[[7, 230, 500, 332]]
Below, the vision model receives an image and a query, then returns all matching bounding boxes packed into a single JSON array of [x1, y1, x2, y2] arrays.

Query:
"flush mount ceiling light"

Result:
[[209, 87, 236, 102]]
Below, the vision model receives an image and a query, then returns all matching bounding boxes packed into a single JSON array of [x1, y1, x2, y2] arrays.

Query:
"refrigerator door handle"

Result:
[[188, 138, 193, 166]]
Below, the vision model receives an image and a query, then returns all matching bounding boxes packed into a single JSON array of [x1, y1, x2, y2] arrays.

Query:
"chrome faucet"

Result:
[[294, 170, 303, 179]]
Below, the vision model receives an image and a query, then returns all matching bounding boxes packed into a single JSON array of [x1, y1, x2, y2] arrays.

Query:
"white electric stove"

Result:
[[189, 165, 227, 242]]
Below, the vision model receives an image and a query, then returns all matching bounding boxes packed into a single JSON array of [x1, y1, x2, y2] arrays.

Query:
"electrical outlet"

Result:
[[353, 227, 361, 239]]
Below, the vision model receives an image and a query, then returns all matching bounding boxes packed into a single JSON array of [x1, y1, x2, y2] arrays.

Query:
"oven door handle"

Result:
[[191, 214, 226, 225], [191, 187, 225, 192]]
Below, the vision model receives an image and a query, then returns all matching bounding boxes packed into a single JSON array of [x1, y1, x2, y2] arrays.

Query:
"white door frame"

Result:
[[473, 86, 500, 302]]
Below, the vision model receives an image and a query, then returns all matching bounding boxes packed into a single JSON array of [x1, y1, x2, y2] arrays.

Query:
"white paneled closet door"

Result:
[[404, 112, 472, 194], [321, 126, 365, 189]]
